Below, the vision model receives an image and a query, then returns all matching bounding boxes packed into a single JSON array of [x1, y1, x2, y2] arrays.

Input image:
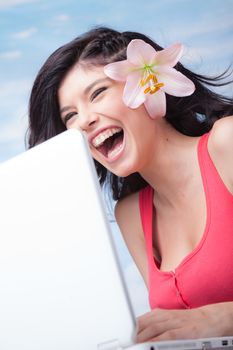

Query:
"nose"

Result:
[[76, 110, 99, 132]]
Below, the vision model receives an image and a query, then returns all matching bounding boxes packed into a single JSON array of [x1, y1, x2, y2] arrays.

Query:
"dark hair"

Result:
[[27, 26, 233, 200]]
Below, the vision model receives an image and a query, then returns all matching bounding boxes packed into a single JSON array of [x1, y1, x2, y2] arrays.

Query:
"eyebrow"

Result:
[[60, 77, 110, 115], [84, 77, 110, 95]]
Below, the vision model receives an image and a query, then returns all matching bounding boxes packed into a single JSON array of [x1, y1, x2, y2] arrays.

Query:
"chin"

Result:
[[108, 163, 138, 178]]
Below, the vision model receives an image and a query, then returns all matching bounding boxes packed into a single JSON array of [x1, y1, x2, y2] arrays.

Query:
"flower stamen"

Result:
[[149, 82, 164, 94], [141, 73, 164, 95]]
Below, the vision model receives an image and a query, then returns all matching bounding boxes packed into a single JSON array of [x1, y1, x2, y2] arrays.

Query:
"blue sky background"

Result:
[[0, 0, 233, 315]]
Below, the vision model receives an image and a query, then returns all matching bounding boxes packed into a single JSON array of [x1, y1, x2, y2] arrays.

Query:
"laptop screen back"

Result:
[[0, 130, 136, 350]]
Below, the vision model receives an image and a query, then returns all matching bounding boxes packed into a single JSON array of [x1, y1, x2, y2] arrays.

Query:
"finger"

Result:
[[137, 314, 149, 332], [136, 326, 160, 343], [151, 327, 191, 341], [136, 320, 170, 343], [137, 311, 155, 332], [136, 312, 190, 343], [137, 308, 171, 332]]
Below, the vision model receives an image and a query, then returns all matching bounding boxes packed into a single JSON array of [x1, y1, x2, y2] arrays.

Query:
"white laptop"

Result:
[[0, 129, 232, 350]]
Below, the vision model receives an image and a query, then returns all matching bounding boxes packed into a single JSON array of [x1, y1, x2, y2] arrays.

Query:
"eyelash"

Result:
[[90, 86, 107, 101], [63, 112, 78, 125], [63, 87, 107, 125]]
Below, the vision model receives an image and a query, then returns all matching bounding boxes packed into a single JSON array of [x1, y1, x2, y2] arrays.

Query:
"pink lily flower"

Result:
[[104, 39, 195, 119]]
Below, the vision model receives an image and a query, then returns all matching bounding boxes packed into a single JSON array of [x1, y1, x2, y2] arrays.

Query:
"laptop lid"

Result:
[[0, 129, 136, 350]]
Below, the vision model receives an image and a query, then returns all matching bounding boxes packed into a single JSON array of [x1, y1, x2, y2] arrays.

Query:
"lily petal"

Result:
[[158, 67, 195, 96], [104, 61, 133, 81], [104, 38, 195, 119], [144, 90, 166, 119], [127, 39, 156, 66], [154, 43, 183, 68], [123, 71, 146, 108]]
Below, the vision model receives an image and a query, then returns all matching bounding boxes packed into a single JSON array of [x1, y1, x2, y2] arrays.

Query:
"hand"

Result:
[[136, 303, 233, 342]]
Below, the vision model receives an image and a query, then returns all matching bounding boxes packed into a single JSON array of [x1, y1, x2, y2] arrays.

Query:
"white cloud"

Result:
[[164, 13, 233, 43], [54, 14, 70, 22], [0, 105, 28, 163], [0, 50, 22, 59], [48, 13, 71, 31], [182, 39, 233, 68], [0, 111, 27, 145], [0, 79, 31, 100], [152, 11, 233, 69], [0, 0, 37, 9], [12, 27, 37, 40], [0, 79, 31, 159]]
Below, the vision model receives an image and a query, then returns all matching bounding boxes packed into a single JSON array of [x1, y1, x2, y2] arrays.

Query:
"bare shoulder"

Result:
[[115, 191, 144, 243], [208, 116, 233, 192], [115, 191, 148, 286], [115, 191, 140, 226], [209, 116, 233, 152]]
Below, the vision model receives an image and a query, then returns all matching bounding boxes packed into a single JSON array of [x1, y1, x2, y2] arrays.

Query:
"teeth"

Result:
[[92, 127, 122, 148]]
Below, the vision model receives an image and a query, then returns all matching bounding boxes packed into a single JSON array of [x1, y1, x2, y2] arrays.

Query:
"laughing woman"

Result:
[[27, 27, 233, 341]]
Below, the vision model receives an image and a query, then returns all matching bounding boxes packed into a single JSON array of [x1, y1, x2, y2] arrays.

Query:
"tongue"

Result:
[[107, 134, 123, 158], [96, 132, 123, 158]]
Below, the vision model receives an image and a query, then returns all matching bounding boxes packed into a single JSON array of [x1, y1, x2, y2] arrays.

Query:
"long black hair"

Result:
[[27, 26, 233, 200]]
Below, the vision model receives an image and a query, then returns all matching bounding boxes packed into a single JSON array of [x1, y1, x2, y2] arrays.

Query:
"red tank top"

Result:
[[139, 132, 233, 309]]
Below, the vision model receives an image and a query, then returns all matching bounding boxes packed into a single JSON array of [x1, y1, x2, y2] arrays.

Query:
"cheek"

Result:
[[95, 91, 127, 119], [66, 119, 80, 130]]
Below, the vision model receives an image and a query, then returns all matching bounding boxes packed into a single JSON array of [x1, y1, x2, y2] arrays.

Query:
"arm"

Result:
[[136, 301, 233, 342], [208, 115, 233, 193], [115, 192, 148, 286]]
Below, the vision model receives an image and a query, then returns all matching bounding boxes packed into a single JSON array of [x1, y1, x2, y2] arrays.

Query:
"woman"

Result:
[[28, 27, 233, 341]]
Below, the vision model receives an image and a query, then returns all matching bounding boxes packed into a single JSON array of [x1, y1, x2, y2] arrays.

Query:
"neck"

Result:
[[139, 119, 201, 209]]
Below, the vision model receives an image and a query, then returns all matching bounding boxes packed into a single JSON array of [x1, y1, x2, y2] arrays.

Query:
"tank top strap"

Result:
[[198, 131, 233, 200]]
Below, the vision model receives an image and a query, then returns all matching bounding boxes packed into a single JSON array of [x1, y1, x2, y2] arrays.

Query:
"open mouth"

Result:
[[92, 127, 124, 160]]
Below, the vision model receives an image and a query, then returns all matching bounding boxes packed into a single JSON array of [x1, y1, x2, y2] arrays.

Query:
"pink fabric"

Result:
[[139, 132, 233, 309]]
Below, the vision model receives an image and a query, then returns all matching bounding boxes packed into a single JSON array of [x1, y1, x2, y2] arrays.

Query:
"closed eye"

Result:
[[63, 111, 78, 126], [90, 87, 107, 101]]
